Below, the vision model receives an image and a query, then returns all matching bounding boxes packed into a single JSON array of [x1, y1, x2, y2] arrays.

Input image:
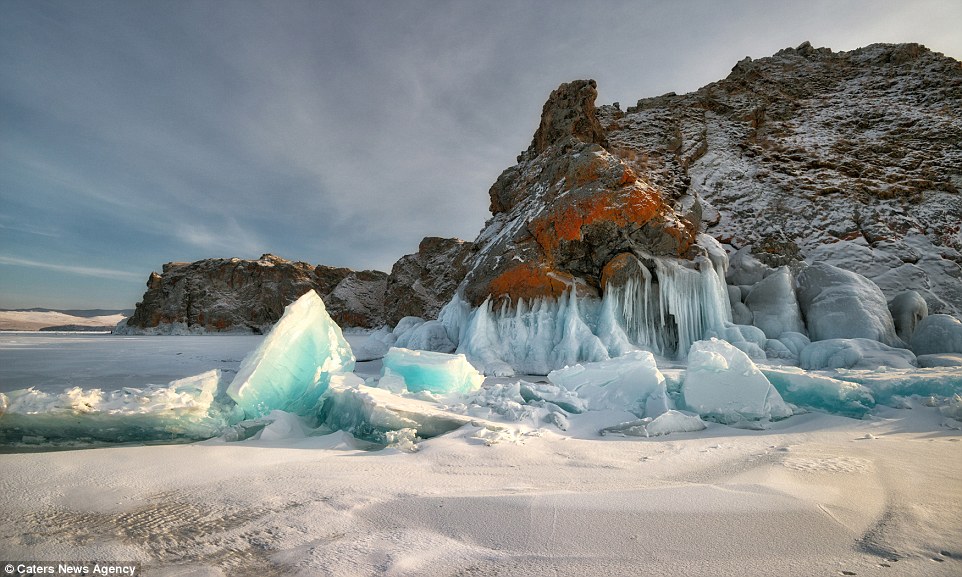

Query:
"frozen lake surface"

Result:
[[0, 333, 266, 393], [0, 332, 379, 394]]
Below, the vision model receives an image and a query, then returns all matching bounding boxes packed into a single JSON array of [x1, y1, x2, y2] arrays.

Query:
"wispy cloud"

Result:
[[0, 255, 144, 283], [0, 222, 59, 238]]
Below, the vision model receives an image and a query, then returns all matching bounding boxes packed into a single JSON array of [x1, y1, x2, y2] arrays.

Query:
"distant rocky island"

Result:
[[118, 42, 962, 338]]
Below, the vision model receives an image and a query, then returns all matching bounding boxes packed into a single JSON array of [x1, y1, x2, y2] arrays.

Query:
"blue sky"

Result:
[[2, 0, 960, 310]]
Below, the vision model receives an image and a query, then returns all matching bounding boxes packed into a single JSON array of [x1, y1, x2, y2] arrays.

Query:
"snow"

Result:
[[547, 350, 668, 417], [682, 338, 792, 424], [796, 262, 901, 346], [3, 329, 962, 575], [0, 310, 126, 332], [600, 410, 706, 437], [380, 347, 483, 395], [226, 290, 355, 419], [799, 338, 917, 370]]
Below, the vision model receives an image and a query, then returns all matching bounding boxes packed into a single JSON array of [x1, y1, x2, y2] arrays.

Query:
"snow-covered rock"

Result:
[[119, 254, 388, 333], [383, 237, 474, 327], [681, 338, 792, 424], [600, 42, 962, 316]]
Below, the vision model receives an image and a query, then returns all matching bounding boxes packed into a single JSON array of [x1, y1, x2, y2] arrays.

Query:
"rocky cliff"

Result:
[[459, 43, 962, 316], [462, 79, 698, 306], [384, 236, 474, 326], [118, 254, 388, 333], [119, 237, 475, 334]]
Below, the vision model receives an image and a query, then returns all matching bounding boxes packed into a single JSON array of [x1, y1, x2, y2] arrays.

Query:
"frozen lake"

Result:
[[0, 332, 378, 394], [0, 333, 264, 393]]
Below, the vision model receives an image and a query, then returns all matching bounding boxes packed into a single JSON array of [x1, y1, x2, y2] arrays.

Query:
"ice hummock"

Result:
[[547, 350, 669, 417], [318, 373, 493, 443], [380, 347, 483, 394], [682, 338, 792, 424], [799, 338, 917, 370], [227, 290, 355, 419], [0, 370, 228, 443]]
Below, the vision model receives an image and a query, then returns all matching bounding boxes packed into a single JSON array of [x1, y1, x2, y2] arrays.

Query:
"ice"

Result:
[[353, 325, 394, 361], [888, 290, 928, 342], [380, 347, 483, 394], [547, 351, 669, 417], [726, 245, 772, 285], [681, 338, 792, 424], [395, 320, 456, 353], [916, 353, 962, 368], [909, 314, 962, 355], [761, 367, 875, 417], [318, 373, 493, 443], [743, 267, 806, 339], [775, 332, 811, 358], [604, 250, 731, 359], [0, 370, 228, 443], [796, 263, 901, 346], [825, 366, 962, 405], [706, 323, 768, 360], [763, 361, 962, 416], [391, 316, 427, 348], [799, 338, 917, 370], [226, 290, 355, 419], [601, 410, 706, 437], [456, 291, 609, 376], [551, 288, 611, 369]]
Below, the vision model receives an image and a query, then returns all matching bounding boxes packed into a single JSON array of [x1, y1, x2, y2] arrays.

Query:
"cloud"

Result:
[[1, 0, 960, 306], [0, 255, 144, 283]]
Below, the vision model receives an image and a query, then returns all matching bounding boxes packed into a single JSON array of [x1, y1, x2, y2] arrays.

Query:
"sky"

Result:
[[1, 0, 960, 310]]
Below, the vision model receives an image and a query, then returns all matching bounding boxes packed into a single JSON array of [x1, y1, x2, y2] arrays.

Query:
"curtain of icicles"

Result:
[[439, 254, 732, 375]]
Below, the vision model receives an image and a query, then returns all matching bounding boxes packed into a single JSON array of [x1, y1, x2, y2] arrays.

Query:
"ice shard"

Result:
[[682, 338, 792, 424], [227, 290, 355, 419], [547, 350, 669, 417], [318, 373, 495, 442], [0, 370, 227, 443], [380, 347, 483, 394]]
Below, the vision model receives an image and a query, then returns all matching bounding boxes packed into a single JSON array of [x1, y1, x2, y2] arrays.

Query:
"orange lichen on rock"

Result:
[[571, 155, 606, 188], [531, 186, 667, 258], [488, 262, 569, 302]]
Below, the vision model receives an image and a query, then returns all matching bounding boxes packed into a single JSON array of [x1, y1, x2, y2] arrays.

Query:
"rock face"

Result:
[[596, 42, 962, 315], [462, 79, 697, 306], [120, 254, 388, 333], [384, 237, 474, 326]]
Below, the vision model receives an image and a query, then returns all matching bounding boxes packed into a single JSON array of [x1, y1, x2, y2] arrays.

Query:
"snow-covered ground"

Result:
[[1, 332, 961, 576]]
